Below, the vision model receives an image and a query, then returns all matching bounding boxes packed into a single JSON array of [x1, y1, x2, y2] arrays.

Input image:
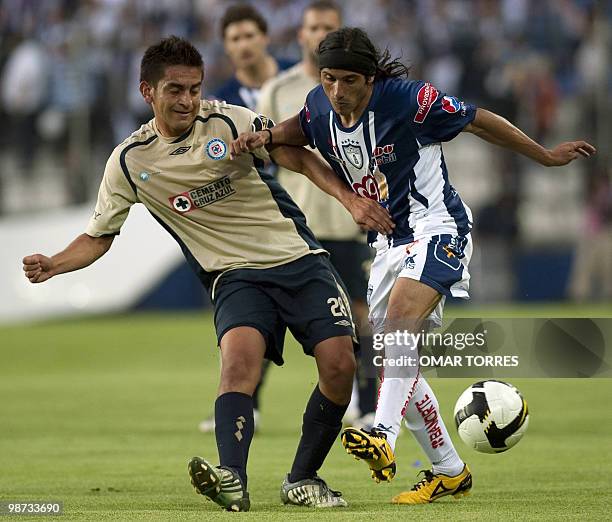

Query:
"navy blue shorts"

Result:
[[319, 239, 372, 303], [212, 253, 357, 365]]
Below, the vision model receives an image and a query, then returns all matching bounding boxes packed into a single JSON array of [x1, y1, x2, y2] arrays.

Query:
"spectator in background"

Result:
[[1, 29, 48, 173], [123, 21, 162, 138], [214, 3, 294, 110], [568, 4, 611, 302], [569, 169, 612, 301]]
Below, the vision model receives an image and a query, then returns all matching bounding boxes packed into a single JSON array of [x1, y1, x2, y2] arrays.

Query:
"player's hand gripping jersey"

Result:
[[299, 78, 476, 247]]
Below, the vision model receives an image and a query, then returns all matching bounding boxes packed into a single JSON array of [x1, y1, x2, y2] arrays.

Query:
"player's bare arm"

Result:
[[23, 233, 114, 284], [464, 108, 596, 167], [269, 144, 395, 235], [231, 114, 306, 158]]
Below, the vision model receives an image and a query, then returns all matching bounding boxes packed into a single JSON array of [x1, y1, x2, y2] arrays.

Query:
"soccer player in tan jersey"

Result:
[[258, 1, 377, 428], [22, 36, 394, 512], [198, 3, 296, 436]]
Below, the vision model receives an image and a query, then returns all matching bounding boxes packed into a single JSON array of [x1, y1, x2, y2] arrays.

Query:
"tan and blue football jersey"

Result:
[[86, 99, 324, 291]]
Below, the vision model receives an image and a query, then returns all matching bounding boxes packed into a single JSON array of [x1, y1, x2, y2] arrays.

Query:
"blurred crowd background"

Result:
[[1, 0, 610, 303]]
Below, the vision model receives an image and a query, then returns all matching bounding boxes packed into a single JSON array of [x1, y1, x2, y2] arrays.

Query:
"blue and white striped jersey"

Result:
[[298, 77, 476, 247]]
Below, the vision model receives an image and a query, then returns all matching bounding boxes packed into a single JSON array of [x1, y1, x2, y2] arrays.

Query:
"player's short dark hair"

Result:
[[140, 36, 203, 86], [221, 4, 268, 38], [304, 0, 342, 18], [318, 27, 409, 80]]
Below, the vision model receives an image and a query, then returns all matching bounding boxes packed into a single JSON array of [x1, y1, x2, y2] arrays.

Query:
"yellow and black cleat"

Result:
[[341, 427, 396, 483], [391, 464, 472, 504]]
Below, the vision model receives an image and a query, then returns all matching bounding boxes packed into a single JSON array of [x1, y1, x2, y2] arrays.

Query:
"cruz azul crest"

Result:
[[342, 140, 364, 170]]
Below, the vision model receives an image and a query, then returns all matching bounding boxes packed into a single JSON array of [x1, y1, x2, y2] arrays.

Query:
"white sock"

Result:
[[373, 331, 419, 451], [403, 377, 464, 476], [344, 378, 361, 421]]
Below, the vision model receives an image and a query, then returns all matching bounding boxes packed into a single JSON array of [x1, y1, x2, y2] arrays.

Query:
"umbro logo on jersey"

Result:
[[334, 320, 351, 327], [169, 146, 191, 155], [169, 176, 236, 213]]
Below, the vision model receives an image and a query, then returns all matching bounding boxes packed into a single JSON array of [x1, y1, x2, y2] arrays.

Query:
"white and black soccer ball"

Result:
[[453, 380, 529, 454]]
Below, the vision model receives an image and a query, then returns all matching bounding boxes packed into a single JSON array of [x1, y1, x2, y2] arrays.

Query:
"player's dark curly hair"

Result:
[[220, 4, 268, 38], [140, 36, 203, 86], [318, 27, 410, 79]]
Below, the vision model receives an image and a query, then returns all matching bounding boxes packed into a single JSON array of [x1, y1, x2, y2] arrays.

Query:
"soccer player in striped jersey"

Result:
[[257, 1, 378, 429], [22, 36, 394, 511], [230, 27, 596, 504]]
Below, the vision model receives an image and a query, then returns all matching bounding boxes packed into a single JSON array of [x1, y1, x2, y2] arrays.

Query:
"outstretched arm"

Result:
[[463, 108, 596, 166], [269, 144, 395, 235], [231, 114, 306, 157], [23, 233, 114, 283]]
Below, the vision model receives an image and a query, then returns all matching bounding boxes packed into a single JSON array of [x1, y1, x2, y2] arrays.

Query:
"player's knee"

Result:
[[219, 357, 261, 394], [321, 350, 356, 387]]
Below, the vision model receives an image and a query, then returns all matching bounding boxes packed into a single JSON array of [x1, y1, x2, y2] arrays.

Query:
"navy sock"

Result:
[[215, 392, 254, 489], [357, 372, 378, 415], [289, 386, 348, 483]]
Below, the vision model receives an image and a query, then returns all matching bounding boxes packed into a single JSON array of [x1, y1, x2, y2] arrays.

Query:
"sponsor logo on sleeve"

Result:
[[414, 83, 439, 123], [205, 138, 227, 160], [169, 176, 236, 213], [441, 95, 462, 114]]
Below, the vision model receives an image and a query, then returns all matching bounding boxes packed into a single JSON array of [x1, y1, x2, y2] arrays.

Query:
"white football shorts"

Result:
[[367, 233, 473, 332]]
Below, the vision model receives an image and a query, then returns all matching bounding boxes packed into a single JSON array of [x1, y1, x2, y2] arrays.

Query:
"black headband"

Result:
[[318, 48, 376, 76]]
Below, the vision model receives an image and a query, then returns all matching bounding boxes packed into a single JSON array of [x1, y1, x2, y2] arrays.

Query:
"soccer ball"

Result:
[[453, 380, 529, 454]]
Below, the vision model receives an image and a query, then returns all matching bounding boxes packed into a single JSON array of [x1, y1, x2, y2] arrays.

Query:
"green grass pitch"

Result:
[[1, 305, 611, 520]]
